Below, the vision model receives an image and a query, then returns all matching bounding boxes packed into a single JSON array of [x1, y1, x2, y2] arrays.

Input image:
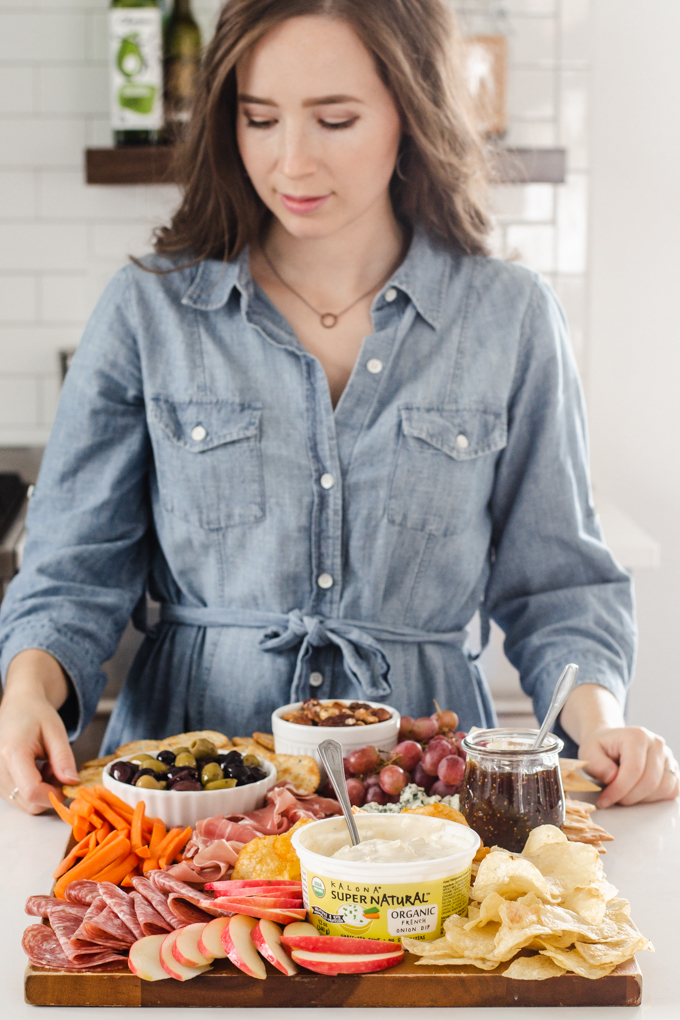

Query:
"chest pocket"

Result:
[[386, 406, 507, 537], [148, 398, 264, 530]]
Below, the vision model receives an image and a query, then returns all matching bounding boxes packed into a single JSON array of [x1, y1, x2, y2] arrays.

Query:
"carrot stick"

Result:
[[130, 801, 145, 852], [158, 826, 192, 869], [92, 851, 140, 885], [70, 798, 96, 821], [48, 792, 76, 827], [142, 855, 159, 874], [121, 867, 141, 888], [95, 787, 153, 836], [78, 787, 129, 830], [53, 834, 131, 898], [149, 818, 166, 855], [53, 831, 97, 880], [72, 817, 90, 843], [96, 820, 112, 844]]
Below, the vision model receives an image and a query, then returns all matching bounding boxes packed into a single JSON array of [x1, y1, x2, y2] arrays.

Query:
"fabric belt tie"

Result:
[[157, 604, 472, 703]]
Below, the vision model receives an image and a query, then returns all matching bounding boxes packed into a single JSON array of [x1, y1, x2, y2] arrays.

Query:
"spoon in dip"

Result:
[[532, 663, 579, 750], [318, 739, 361, 847]]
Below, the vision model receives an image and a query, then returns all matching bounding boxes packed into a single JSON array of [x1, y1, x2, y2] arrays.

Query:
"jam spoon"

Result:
[[532, 663, 579, 749], [318, 739, 361, 846]]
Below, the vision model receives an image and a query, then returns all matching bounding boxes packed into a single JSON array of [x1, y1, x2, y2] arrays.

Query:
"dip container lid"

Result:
[[462, 728, 563, 758]]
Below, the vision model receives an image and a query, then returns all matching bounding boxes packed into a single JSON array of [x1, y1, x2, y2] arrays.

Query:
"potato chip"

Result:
[[563, 886, 607, 925], [403, 803, 468, 825], [471, 850, 560, 904], [231, 818, 311, 881], [502, 954, 566, 980], [493, 923, 554, 962], [575, 930, 650, 967], [415, 957, 499, 969], [443, 914, 500, 958], [539, 945, 617, 979], [521, 825, 606, 900], [465, 891, 506, 929]]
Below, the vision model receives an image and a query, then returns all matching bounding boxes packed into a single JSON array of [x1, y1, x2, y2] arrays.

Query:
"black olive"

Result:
[[247, 767, 267, 783], [219, 750, 243, 767], [156, 750, 176, 766], [110, 760, 137, 785], [131, 767, 155, 784], [170, 779, 203, 791], [165, 766, 199, 783], [224, 764, 248, 782]]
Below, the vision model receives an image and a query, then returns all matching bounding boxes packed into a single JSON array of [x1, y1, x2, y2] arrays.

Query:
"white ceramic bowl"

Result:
[[102, 751, 278, 829], [272, 699, 400, 762]]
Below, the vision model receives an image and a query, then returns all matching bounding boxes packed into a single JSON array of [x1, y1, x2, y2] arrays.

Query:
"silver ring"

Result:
[[8, 786, 19, 801]]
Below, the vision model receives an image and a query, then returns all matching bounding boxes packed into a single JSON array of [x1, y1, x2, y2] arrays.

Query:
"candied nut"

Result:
[[348, 702, 371, 711], [282, 711, 313, 726], [374, 708, 392, 722], [319, 713, 355, 727], [354, 709, 379, 724], [301, 698, 321, 709]]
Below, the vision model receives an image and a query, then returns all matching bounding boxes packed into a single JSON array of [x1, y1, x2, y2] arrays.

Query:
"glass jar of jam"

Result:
[[459, 729, 565, 853]]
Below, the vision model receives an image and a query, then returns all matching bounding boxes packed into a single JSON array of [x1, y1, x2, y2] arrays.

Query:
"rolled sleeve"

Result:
[[0, 265, 151, 741], [485, 277, 636, 742]]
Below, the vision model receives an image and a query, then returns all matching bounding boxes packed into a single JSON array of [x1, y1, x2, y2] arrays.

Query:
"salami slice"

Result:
[[22, 925, 125, 972], [25, 895, 59, 918], [64, 880, 100, 905], [168, 898, 216, 925], [131, 875, 183, 930], [149, 870, 229, 919], [130, 891, 172, 936], [99, 882, 143, 941], [50, 905, 106, 962], [81, 905, 136, 947]]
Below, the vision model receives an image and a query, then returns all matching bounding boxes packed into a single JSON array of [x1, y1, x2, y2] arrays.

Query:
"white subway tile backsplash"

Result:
[[40, 274, 88, 323], [90, 221, 156, 262], [39, 170, 145, 220], [0, 327, 81, 373], [491, 183, 554, 223], [0, 171, 37, 218], [37, 374, 61, 427], [141, 184, 181, 224], [504, 118, 557, 147], [86, 116, 114, 148], [560, 70, 589, 171], [37, 65, 108, 116], [560, 0, 592, 63], [86, 10, 108, 62], [0, 12, 86, 62], [0, 224, 87, 271], [0, 275, 37, 322], [0, 118, 86, 168], [505, 0, 556, 12], [0, 376, 39, 426], [0, 68, 35, 115]]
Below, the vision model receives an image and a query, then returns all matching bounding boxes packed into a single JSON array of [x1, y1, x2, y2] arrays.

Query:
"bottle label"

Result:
[[109, 8, 163, 131]]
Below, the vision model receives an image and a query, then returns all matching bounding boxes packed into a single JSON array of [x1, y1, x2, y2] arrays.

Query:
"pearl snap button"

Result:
[[317, 573, 334, 589], [191, 425, 207, 442], [367, 358, 383, 374], [309, 671, 324, 687], [320, 473, 335, 490], [455, 433, 469, 450], [384, 287, 397, 303]]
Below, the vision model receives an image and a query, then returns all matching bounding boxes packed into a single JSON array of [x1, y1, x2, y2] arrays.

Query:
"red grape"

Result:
[[437, 754, 465, 786], [319, 779, 337, 800], [345, 778, 366, 807], [428, 735, 455, 753], [365, 785, 389, 805], [432, 708, 459, 732], [422, 743, 451, 776], [379, 764, 408, 796], [393, 740, 423, 771], [343, 758, 352, 778], [398, 716, 415, 741], [430, 779, 462, 798], [412, 762, 436, 792], [364, 773, 382, 788], [348, 745, 380, 775], [412, 716, 438, 742]]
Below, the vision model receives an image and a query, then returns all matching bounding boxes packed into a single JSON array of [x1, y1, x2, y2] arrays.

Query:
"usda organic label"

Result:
[[303, 867, 471, 943], [109, 8, 163, 130]]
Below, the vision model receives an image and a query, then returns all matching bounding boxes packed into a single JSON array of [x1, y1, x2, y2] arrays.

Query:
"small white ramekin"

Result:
[[102, 751, 278, 829], [272, 699, 400, 762]]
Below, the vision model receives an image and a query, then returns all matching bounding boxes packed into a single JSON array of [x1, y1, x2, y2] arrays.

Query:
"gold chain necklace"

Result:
[[262, 246, 395, 329]]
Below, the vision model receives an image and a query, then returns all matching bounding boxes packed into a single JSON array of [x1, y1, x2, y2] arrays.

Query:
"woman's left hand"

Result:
[[578, 725, 680, 808]]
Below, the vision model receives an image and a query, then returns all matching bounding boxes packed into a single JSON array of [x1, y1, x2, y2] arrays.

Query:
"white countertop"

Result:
[[2, 795, 678, 1018]]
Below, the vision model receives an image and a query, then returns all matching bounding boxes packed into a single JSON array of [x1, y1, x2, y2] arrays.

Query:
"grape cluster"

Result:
[[321, 705, 467, 808]]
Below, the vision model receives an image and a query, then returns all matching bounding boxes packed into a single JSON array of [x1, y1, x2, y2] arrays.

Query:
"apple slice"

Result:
[[212, 900, 307, 924], [128, 934, 170, 982], [217, 896, 303, 910], [251, 919, 298, 976], [173, 923, 213, 968], [291, 947, 404, 976], [198, 916, 230, 960], [221, 914, 266, 980], [160, 930, 212, 981], [283, 921, 317, 938], [206, 880, 302, 893], [209, 887, 302, 900], [282, 935, 402, 955]]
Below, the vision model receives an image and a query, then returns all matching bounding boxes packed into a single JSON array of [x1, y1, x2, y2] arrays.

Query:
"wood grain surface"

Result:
[[24, 955, 642, 1008]]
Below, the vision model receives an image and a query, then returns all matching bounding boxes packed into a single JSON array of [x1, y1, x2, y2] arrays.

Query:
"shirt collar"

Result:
[[181, 227, 455, 328]]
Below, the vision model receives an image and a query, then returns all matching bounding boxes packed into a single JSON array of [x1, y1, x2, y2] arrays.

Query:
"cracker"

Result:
[[115, 739, 161, 757], [252, 731, 275, 752], [158, 730, 232, 751]]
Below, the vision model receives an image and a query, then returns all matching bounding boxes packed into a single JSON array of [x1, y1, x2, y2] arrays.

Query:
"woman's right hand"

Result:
[[0, 649, 80, 814]]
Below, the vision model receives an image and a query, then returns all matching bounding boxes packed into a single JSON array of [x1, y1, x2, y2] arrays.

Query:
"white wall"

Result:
[[588, 0, 680, 754]]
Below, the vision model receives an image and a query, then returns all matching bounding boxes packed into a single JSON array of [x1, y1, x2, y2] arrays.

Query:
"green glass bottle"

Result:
[[163, 0, 202, 142], [109, 0, 163, 146]]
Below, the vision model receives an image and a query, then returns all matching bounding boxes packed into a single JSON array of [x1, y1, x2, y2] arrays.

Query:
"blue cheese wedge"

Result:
[[359, 783, 461, 814]]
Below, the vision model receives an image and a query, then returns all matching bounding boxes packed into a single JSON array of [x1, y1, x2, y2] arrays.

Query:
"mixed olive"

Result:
[[108, 738, 268, 792]]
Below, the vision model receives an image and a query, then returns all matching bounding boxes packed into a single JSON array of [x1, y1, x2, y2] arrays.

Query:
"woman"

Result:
[[0, 0, 677, 815]]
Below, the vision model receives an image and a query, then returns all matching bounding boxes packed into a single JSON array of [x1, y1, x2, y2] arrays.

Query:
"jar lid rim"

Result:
[[461, 728, 564, 755]]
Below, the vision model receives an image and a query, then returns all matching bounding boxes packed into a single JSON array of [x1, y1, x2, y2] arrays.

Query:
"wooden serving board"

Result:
[[24, 956, 642, 1008]]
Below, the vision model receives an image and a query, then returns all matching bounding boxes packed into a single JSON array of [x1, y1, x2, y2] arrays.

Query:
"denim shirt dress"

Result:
[[0, 230, 635, 755]]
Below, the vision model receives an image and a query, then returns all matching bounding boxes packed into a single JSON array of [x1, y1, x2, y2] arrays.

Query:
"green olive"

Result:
[[170, 746, 191, 757], [201, 762, 223, 786], [243, 754, 261, 768], [135, 774, 166, 790], [204, 778, 237, 790], [146, 759, 169, 774], [130, 753, 155, 765], [174, 751, 197, 768], [190, 739, 218, 760]]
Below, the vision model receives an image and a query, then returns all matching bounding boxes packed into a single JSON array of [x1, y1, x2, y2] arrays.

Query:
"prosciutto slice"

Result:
[[130, 891, 173, 936], [167, 837, 244, 885], [22, 925, 125, 972]]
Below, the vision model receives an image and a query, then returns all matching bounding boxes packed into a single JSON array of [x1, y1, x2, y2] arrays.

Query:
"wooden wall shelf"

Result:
[[85, 146, 566, 186]]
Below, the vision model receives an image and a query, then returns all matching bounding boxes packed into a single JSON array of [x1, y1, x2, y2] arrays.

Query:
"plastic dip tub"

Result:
[[292, 813, 480, 944]]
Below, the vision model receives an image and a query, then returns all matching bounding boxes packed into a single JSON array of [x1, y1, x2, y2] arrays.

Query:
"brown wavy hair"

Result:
[[153, 0, 492, 263]]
